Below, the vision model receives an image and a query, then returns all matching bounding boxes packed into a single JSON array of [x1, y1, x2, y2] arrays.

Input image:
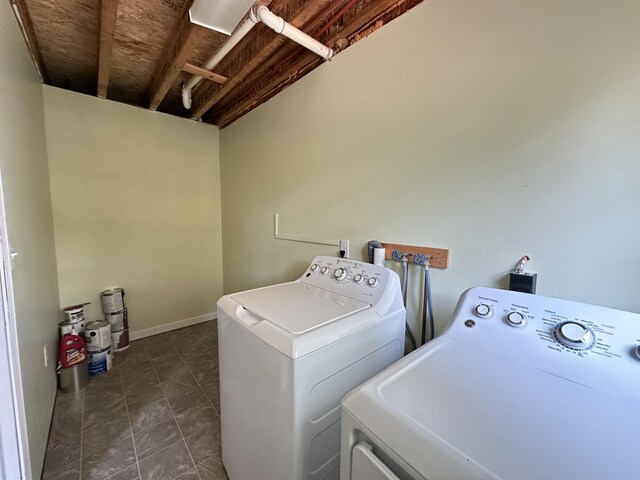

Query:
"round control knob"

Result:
[[507, 311, 526, 328], [310, 264, 319, 272], [367, 277, 379, 287], [354, 274, 364, 284], [636, 345, 640, 360], [334, 268, 347, 281], [320, 266, 330, 275], [474, 304, 492, 318], [554, 321, 595, 350]]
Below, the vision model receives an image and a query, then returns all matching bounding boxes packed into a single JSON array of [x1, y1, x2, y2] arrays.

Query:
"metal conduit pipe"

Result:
[[182, 3, 334, 109]]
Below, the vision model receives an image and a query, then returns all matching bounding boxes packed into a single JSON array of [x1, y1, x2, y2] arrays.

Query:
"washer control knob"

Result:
[[334, 268, 347, 281], [367, 277, 379, 288], [354, 274, 364, 284], [310, 264, 319, 272], [635, 345, 640, 360], [320, 266, 330, 275], [474, 304, 492, 318], [554, 321, 595, 350], [507, 311, 526, 328]]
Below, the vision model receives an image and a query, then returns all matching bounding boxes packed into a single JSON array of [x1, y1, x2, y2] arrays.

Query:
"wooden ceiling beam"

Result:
[[189, 0, 335, 120], [216, 51, 319, 128], [212, 0, 423, 127], [97, 0, 119, 98], [183, 63, 227, 85], [9, 0, 48, 83], [146, 0, 202, 111]]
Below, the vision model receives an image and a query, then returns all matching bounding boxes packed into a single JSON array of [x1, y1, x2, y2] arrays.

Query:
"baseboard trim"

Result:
[[130, 312, 217, 341]]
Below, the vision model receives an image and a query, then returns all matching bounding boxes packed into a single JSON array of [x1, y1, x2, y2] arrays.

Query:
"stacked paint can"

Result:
[[59, 303, 88, 336], [101, 288, 130, 354], [85, 320, 113, 375]]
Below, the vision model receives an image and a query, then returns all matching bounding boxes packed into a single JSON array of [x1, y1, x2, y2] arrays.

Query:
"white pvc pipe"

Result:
[[254, 5, 333, 60], [182, 15, 258, 108], [182, 3, 334, 109]]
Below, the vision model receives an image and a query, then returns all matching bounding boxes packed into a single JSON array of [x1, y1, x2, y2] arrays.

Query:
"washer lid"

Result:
[[232, 282, 370, 334], [343, 338, 640, 480]]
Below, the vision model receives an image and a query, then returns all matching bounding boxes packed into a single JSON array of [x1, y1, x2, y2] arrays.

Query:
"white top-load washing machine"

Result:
[[341, 286, 640, 480], [217, 256, 406, 480]]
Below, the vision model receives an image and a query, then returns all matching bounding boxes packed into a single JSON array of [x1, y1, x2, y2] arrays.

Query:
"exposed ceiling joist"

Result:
[[146, 0, 201, 111], [14, 0, 422, 127], [189, 0, 333, 120], [9, 0, 48, 82], [183, 63, 227, 85], [97, 0, 119, 98], [212, 0, 422, 127], [215, 49, 318, 128]]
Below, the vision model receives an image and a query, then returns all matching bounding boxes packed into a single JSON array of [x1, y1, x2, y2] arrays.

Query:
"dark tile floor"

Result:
[[42, 321, 227, 480]]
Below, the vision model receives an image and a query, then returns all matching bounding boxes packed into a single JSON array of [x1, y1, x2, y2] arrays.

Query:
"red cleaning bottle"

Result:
[[58, 327, 87, 368]]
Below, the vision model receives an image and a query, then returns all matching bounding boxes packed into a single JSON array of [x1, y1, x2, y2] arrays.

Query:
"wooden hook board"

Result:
[[381, 242, 450, 269]]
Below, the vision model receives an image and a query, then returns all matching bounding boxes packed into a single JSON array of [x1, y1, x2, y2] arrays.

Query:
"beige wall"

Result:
[[44, 87, 223, 334], [0, 3, 60, 477], [220, 0, 640, 340]]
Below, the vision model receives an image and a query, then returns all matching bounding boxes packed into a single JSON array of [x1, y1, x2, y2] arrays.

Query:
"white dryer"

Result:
[[341, 286, 640, 480], [217, 256, 406, 480]]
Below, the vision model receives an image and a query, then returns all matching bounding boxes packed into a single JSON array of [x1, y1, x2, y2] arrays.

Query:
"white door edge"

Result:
[[0, 167, 32, 480]]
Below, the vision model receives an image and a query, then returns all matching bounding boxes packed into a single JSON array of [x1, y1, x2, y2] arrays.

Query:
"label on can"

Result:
[[59, 319, 86, 336], [105, 308, 128, 331], [111, 329, 130, 352], [101, 288, 125, 313], [85, 320, 112, 350], [88, 347, 112, 375]]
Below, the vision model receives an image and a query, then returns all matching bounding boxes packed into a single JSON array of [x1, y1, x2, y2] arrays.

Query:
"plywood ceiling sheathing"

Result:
[[13, 0, 423, 127]]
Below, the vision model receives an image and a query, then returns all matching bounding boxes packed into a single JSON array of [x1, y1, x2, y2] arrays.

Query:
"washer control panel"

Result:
[[299, 256, 400, 310], [446, 287, 640, 397]]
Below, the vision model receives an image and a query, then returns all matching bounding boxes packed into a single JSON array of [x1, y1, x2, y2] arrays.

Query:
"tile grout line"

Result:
[[146, 337, 202, 480], [118, 363, 144, 480], [79, 387, 85, 480], [175, 332, 220, 416], [168, 329, 220, 479]]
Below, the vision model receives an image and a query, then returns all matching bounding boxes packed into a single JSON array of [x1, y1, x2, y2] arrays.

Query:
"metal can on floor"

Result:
[[87, 347, 112, 375], [58, 360, 89, 392], [84, 320, 112, 351], [111, 328, 130, 352], [105, 308, 128, 331], [101, 288, 125, 313]]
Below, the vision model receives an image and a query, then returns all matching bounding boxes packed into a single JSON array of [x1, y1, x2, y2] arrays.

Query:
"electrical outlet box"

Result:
[[339, 239, 350, 259], [509, 272, 537, 294]]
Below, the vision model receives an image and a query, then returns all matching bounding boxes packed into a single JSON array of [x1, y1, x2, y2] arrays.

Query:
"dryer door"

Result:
[[351, 442, 400, 480]]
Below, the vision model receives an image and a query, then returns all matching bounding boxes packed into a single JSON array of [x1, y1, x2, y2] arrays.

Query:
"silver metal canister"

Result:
[[58, 361, 89, 393]]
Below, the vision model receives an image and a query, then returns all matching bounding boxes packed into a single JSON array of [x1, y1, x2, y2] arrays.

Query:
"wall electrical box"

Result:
[[509, 272, 537, 294]]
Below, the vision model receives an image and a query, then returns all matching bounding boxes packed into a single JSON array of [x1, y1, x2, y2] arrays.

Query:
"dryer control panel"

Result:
[[445, 287, 640, 398], [299, 256, 403, 315]]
